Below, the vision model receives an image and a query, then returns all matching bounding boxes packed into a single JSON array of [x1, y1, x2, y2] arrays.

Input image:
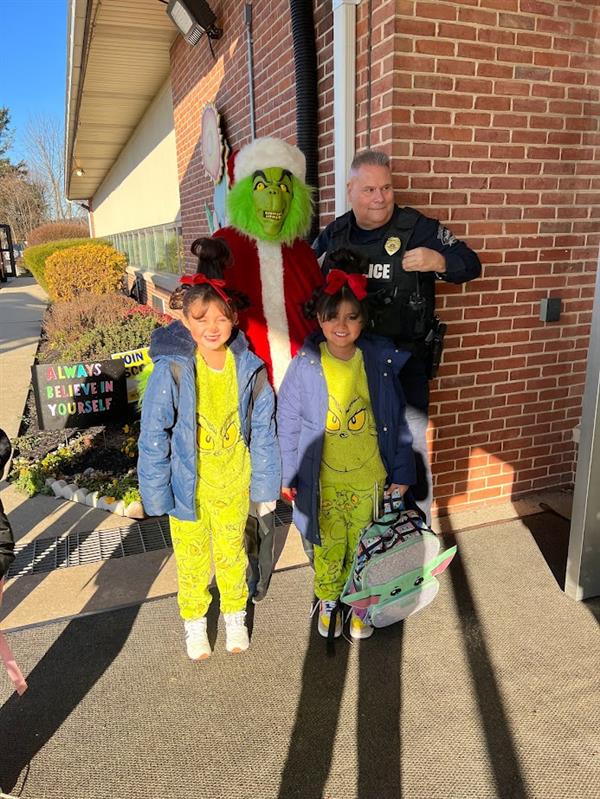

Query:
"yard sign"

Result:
[[32, 360, 128, 431], [111, 347, 151, 403]]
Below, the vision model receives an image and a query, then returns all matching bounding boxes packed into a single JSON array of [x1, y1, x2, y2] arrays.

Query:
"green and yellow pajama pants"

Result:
[[169, 488, 249, 620], [314, 483, 383, 601]]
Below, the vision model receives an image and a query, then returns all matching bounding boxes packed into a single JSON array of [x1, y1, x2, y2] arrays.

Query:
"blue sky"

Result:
[[1, 0, 67, 162]]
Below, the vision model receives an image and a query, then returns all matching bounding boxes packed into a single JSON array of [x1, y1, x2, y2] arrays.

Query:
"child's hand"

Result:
[[281, 487, 297, 504], [385, 483, 408, 497]]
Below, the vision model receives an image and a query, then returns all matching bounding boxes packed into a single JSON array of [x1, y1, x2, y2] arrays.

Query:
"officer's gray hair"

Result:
[[349, 150, 390, 175]]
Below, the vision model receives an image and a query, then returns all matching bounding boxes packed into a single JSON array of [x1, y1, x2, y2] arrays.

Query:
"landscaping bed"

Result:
[[9, 250, 170, 514], [11, 380, 142, 511]]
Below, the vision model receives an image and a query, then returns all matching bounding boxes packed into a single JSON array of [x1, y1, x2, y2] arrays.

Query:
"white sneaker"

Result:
[[349, 611, 374, 640], [224, 611, 250, 653], [184, 617, 211, 661], [317, 600, 342, 639]]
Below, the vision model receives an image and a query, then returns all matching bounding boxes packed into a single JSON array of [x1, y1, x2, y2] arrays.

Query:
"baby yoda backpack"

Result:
[[341, 500, 457, 628]]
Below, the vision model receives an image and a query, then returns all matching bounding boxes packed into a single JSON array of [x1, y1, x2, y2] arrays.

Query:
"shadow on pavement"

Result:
[[278, 605, 403, 799], [0, 545, 168, 794], [520, 510, 570, 591], [583, 598, 600, 627], [437, 511, 530, 799]]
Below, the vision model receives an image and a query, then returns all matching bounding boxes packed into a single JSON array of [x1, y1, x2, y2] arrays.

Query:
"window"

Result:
[[107, 222, 184, 275]]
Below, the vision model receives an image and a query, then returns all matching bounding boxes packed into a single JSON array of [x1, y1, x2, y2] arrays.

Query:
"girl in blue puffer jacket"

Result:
[[138, 238, 280, 661], [277, 249, 415, 642]]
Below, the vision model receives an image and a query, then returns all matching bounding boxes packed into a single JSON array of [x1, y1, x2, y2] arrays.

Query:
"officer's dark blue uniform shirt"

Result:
[[313, 206, 481, 411]]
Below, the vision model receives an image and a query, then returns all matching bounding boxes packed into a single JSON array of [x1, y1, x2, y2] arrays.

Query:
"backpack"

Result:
[[340, 500, 456, 628]]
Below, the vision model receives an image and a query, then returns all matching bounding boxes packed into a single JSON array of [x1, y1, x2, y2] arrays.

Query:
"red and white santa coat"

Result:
[[214, 226, 324, 391]]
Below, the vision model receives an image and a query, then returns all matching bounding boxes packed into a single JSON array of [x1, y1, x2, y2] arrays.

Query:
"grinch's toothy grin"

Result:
[[263, 211, 283, 220]]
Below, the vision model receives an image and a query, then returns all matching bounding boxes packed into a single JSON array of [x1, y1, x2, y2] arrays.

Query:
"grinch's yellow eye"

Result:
[[223, 422, 237, 448], [348, 409, 366, 431], [279, 183, 289, 193], [326, 410, 341, 432], [254, 181, 266, 191], [198, 427, 215, 451]]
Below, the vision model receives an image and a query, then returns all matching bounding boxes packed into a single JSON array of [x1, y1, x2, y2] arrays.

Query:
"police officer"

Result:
[[313, 150, 481, 522]]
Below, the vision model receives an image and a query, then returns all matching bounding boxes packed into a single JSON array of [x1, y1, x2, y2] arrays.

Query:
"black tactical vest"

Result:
[[322, 206, 436, 342]]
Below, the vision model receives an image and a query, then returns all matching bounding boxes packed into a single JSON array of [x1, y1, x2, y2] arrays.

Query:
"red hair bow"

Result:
[[323, 269, 368, 301], [180, 273, 230, 304]]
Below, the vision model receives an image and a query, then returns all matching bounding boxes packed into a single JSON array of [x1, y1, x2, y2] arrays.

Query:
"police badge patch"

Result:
[[384, 236, 401, 256], [437, 225, 457, 246]]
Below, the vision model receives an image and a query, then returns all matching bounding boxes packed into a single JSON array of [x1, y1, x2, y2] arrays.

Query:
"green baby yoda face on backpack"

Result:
[[341, 506, 457, 628]]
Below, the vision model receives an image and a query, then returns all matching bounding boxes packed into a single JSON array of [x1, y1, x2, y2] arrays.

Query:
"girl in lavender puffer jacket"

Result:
[[277, 249, 415, 642]]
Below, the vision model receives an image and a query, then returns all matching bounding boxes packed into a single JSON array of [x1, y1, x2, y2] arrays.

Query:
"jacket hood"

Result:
[[149, 320, 251, 362], [149, 320, 195, 361]]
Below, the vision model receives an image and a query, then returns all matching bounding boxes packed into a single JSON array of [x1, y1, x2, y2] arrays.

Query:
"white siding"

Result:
[[91, 80, 180, 236]]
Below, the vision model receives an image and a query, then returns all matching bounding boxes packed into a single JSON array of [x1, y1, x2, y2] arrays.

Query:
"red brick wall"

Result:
[[171, 0, 299, 271], [170, 0, 600, 513], [355, 0, 598, 512]]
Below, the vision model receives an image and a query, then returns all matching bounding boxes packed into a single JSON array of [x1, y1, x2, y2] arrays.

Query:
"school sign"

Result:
[[111, 347, 151, 403]]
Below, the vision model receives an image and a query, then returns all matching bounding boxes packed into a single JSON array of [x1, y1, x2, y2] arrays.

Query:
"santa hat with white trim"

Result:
[[233, 137, 306, 184]]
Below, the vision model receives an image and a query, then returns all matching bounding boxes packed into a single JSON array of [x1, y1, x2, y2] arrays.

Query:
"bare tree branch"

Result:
[[0, 171, 47, 242], [22, 115, 83, 221]]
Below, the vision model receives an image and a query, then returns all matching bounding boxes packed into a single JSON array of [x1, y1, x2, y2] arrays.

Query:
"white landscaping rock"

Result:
[[97, 496, 118, 513], [125, 501, 145, 519], [48, 477, 138, 519], [112, 500, 126, 517], [51, 480, 66, 497], [61, 483, 79, 500], [85, 491, 100, 508], [73, 488, 89, 503]]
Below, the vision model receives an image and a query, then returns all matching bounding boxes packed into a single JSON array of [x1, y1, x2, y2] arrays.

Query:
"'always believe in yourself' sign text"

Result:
[[32, 360, 128, 431]]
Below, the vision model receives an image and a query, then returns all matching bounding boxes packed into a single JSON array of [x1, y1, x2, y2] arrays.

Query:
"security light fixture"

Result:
[[166, 0, 222, 45], [75, 167, 85, 177]]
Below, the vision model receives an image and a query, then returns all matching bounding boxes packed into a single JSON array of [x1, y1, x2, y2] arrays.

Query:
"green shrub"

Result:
[[10, 441, 141, 505], [10, 439, 86, 497], [27, 220, 90, 247], [45, 244, 127, 301], [76, 472, 141, 504], [23, 238, 106, 293], [10, 458, 48, 497], [59, 310, 166, 362]]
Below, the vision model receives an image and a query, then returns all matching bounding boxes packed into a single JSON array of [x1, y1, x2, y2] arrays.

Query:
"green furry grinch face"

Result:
[[227, 169, 313, 244], [252, 168, 293, 236]]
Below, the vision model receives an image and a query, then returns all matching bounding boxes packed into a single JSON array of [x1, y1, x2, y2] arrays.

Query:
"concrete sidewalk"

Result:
[[1, 512, 599, 799], [0, 275, 47, 442]]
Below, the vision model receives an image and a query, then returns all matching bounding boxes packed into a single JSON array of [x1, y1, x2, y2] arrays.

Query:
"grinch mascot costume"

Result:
[[214, 137, 323, 391], [213, 137, 323, 600]]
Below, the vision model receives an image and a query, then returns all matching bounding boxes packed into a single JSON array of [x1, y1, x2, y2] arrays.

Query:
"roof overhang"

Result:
[[65, 0, 178, 200]]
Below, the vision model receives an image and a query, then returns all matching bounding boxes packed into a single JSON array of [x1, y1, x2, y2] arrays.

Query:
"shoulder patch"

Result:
[[437, 224, 457, 246]]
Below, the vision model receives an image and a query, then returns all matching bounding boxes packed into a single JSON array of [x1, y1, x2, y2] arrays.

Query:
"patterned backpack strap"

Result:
[[245, 365, 268, 436], [251, 365, 267, 403], [169, 361, 183, 410]]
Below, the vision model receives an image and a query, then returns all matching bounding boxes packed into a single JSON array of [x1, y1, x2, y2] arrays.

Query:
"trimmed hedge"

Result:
[[59, 311, 166, 362], [45, 243, 127, 301], [27, 220, 90, 247], [40, 292, 138, 361], [23, 238, 107, 294]]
